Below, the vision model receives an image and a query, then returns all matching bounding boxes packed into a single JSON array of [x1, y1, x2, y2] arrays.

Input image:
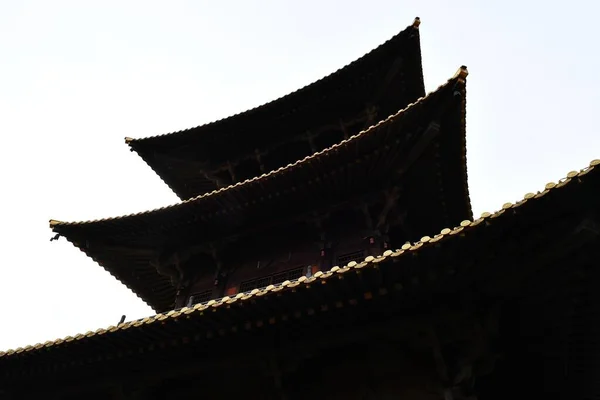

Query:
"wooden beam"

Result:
[[573, 214, 600, 238], [153, 152, 230, 188], [376, 186, 401, 230], [362, 203, 374, 232], [369, 56, 405, 108], [84, 242, 156, 256], [154, 112, 370, 172], [362, 105, 379, 130], [266, 356, 289, 400], [255, 149, 266, 173], [428, 326, 453, 399], [396, 121, 441, 175], [339, 118, 350, 139], [227, 161, 237, 184], [306, 131, 317, 153]]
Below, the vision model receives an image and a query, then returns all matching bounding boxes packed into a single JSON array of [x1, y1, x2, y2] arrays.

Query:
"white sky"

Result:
[[1, 1, 598, 351]]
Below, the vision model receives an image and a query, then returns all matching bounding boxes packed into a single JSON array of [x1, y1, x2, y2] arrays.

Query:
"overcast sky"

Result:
[[1, 1, 598, 351]]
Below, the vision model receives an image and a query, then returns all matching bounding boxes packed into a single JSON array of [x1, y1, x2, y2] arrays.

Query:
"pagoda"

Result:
[[2, 17, 600, 400]]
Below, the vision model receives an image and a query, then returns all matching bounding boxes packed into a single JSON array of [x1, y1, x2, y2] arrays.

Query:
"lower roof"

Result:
[[49, 68, 472, 312], [2, 159, 598, 380]]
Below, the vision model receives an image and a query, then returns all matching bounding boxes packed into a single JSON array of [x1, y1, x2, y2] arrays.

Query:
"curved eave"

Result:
[[433, 66, 472, 226], [126, 18, 425, 200], [5, 159, 599, 370], [49, 68, 469, 312], [53, 69, 465, 230], [66, 236, 175, 313]]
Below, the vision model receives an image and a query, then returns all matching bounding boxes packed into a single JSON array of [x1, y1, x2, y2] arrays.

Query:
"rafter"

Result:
[[227, 161, 237, 184], [155, 112, 371, 174], [396, 120, 441, 175], [255, 149, 267, 173], [376, 186, 401, 230], [306, 131, 317, 153], [369, 56, 405, 108], [153, 152, 231, 188]]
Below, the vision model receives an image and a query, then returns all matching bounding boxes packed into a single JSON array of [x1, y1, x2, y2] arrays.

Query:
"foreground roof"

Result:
[[2, 159, 598, 379], [127, 18, 425, 200], [48, 68, 472, 312]]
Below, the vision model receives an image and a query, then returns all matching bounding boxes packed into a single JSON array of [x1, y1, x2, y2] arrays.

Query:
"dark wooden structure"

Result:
[[2, 17, 600, 400], [126, 18, 425, 200], [47, 68, 470, 313]]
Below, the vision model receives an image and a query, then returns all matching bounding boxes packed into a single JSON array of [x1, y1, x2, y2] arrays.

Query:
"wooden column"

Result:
[[318, 245, 334, 272], [211, 244, 229, 299]]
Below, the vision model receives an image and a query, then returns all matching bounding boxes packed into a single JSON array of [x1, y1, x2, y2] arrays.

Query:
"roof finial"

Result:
[[49, 219, 62, 228], [454, 65, 468, 80], [412, 17, 421, 29]]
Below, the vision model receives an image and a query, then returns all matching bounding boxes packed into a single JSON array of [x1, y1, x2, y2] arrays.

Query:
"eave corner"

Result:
[[49, 219, 63, 229], [454, 65, 468, 81], [412, 17, 421, 29]]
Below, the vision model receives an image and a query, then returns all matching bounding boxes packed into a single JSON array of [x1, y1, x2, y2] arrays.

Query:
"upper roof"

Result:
[[48, 69, 472, 313], [3, 159, 598, 381], [126, 18, 425, 200]]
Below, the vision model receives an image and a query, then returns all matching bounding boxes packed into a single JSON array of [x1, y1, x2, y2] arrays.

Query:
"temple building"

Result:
[[1, 17, 599, 400]]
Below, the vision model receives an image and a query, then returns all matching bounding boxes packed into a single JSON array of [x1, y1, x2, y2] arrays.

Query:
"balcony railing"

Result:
[[239, 267, 305, 293], [120, 271, 315, 327]]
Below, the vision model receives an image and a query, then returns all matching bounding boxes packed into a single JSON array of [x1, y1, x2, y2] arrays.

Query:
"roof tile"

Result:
[[5, 157, 596, 361]]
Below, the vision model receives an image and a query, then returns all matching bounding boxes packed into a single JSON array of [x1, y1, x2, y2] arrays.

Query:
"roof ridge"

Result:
[[50, 66, 467, 228], [8, 157, 598, 358]]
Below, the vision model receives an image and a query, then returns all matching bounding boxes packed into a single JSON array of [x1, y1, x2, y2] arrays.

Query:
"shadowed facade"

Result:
[[1, 16, 599, 400]]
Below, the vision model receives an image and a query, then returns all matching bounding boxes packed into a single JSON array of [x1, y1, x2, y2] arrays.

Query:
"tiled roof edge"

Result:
[[49, 66, 466, 229], [125, 17, 422, 145], [6, 157, 596, 359]]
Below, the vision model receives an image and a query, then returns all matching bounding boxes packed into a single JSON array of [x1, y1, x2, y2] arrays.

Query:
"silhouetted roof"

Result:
[[48, 69, 472, 313], [126, 18, 426, 200], [3, 159, 598, 384]]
